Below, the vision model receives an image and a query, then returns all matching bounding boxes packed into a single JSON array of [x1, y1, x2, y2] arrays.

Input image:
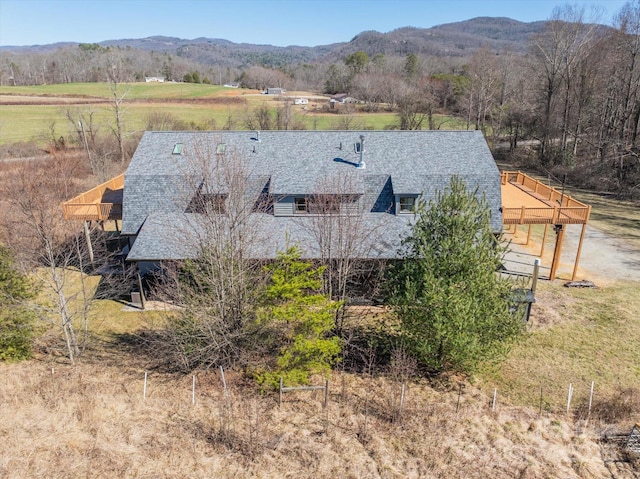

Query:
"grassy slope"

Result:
[[478, 181, 640, 409], [479, 280, 640, 408], [0, 359, 619, 479]]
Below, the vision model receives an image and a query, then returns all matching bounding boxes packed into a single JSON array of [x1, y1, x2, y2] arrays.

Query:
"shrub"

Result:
[[0, 246, 36, 361]]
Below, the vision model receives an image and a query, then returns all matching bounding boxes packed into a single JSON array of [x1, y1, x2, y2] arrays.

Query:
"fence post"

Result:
[[566, 383, 573, 415], [323, 379, 329, 410], [192, 375, 196, 405], [539, 386, 543, 415], [143, 371, 148, 401], [492, 388, 497, 412], [219, 365, 230, 409], [588, 381, 594, 417], [279, 377, 283, 407], [399, 383, 406, 418]]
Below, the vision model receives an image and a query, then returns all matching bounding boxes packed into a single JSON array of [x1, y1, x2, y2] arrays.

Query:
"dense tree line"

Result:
[[0, 43, 241, 87]]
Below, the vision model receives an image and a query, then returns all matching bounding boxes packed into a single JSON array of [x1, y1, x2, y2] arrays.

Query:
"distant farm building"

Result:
[[331, 94, 359, 104], [294, 98, 309, 105], [144, 77, 165, 83], [266, 87, 286, 95]]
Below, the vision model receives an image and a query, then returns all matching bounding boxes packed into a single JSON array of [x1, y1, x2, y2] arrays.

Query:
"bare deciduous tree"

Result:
[[301, 173, 387, 332], [0, 155, 109, 363], [151, 140, 269, 370], [106, 52, 130, 164], [530, 5, 600, 164]]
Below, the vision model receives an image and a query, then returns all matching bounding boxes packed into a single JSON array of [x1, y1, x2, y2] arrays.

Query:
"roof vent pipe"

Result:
[[357, 135, 366, 169], [256, 130, 260, 142]]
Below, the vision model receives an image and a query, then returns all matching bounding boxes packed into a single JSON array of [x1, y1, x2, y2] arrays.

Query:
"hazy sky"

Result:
[[0, 0, 630, 47]]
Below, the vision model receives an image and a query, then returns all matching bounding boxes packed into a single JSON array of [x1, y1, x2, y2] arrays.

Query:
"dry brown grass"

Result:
[[1, 352, 633, 479]]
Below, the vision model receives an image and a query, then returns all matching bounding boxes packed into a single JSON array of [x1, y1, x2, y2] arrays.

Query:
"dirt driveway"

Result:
[[502, 223, 640, 284]]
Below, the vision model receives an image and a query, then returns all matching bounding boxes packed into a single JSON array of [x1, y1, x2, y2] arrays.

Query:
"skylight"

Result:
[[172, 143, 183, 155]]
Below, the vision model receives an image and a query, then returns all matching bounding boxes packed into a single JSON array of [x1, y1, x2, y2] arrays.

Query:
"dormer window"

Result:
[[398, 196, 417, 214], [294, 197, 308, 214], [188, 193, 226, 214]]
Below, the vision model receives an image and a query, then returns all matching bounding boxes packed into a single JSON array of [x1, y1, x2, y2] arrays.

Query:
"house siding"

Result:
[[274, 196, 295, 216]]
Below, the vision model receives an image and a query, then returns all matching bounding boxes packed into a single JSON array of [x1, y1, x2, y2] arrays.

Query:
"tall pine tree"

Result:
[[388, 176, 524, 375]]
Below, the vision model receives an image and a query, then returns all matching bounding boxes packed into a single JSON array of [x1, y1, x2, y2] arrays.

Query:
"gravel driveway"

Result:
[[502, 224, 640, 283]]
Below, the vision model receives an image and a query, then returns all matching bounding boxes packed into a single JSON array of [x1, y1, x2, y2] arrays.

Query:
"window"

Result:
[[398, 196, 416, 214], [308, 196, 340, 214], [188, 193, 226, 214], [294, 197, 308, 214], [216, 143, 226, 155], [172, 143, 183, 155]]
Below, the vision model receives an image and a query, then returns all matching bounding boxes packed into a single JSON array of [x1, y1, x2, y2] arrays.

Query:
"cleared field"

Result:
[[0, 82, 466, 146], [0, 82, 231, 99]]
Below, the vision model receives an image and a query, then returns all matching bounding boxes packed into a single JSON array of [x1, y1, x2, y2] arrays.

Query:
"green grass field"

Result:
[[478, 279, 640, 409], [1, 82, 466, 146], [0, 82, 229, 99]]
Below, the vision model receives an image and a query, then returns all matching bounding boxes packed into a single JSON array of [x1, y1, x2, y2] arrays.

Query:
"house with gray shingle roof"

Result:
[[122, 130, 502, 268]]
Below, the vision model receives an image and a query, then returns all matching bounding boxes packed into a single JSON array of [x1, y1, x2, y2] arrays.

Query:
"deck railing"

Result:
[[501, 171, 590, 225], [62, 174, 124, 221]]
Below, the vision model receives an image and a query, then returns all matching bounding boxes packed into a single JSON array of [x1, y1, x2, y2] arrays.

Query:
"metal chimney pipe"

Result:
[[356, 134, 366, 168]]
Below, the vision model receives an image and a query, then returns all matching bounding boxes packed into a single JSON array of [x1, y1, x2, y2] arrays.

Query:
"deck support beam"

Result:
[[549, 225, 565, 281], [540, 224, 549, 257], [571, 222, 588, 281]]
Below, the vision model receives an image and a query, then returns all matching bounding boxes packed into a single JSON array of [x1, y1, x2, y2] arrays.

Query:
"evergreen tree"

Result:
[[404, 52, 419, 80], [387, 176, 524, 375], [0, 246, 36, 361], [345, 51, 370, 76], [256, 245, 342, 389]]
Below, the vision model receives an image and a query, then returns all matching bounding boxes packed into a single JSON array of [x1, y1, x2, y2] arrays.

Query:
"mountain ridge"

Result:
[[2, 17, 611, 69], [0, 17, 547, 62]]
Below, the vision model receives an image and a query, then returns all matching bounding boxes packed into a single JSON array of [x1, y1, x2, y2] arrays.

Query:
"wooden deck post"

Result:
[[540, 224, 549, 257], [549, 225, 565, 281], [526, 224, 533, 246], [571, 223, 588, 281]]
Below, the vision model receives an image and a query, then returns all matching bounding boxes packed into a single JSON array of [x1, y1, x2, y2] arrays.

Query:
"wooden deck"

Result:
[[501, 171, 590, 225], [501, 171, 591, 281], [62, 174, 124, 221]]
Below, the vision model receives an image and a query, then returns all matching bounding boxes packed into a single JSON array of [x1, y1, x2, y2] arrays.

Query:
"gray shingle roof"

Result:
[[123, 130, 502, 259], [127, 211, 411, 261]]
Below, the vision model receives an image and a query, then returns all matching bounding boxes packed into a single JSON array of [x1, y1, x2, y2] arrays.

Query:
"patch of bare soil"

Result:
[[0, 94, 108, 105]]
